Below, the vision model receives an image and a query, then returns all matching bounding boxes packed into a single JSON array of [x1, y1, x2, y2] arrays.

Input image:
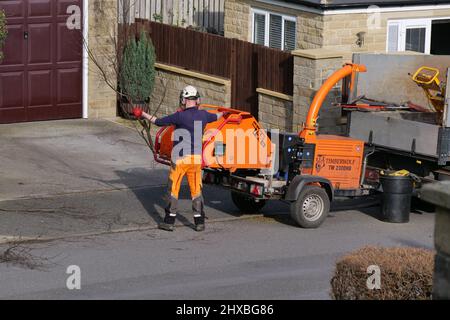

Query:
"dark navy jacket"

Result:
[[155, 107, 218, 156]]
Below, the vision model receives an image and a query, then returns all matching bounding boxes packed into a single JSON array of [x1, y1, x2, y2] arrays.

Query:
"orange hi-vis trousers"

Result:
[[168, 155, 203, 199], [164, 155, 205, 225]]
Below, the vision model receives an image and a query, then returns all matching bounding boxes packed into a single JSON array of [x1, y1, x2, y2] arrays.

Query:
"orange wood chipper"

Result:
[[154, 63, 373, 228]]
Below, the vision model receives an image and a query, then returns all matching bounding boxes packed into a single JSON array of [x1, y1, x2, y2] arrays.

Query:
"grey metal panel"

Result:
[[348, 112, 440, 157], [444, 68, 450, 128], [353, 53, 450, 111]]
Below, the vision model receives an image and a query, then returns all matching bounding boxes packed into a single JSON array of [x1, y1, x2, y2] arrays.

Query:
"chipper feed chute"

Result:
[[154, 105, 274, 172]]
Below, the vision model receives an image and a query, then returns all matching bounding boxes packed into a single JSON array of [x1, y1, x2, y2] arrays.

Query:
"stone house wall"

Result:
[[87, 0, 118, 118], [224, 0, 324, 49], [150, 64, 232, 118], [323, 9, 450, 54], [224, 0, 450, 54], [292, 49, 345, 135], [258, 89, 293, 132]]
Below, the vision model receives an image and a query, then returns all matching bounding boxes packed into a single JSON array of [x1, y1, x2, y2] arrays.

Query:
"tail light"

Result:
[[251, 184, 263, 196]]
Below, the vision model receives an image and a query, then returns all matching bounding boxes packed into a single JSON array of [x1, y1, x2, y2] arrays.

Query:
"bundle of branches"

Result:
[[331, 246, 434, 300]]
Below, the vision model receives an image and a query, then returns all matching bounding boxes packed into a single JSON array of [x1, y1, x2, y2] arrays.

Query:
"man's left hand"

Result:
[[132, 107, 143, 119]]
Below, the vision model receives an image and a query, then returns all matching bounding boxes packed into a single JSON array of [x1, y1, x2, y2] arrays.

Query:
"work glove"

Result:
[[132, 107, 143, 119]]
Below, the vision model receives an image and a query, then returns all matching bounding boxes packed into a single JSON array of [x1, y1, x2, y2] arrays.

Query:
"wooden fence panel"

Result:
[[231, 40, 258, 114], [146, 22, 231, 78], [120, 21, 294, 117], [256, 46, 294, 95]]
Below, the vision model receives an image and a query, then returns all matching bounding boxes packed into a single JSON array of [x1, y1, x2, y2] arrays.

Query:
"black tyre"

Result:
[[231, 191, 266, 213], [290, 186, 330, 228]]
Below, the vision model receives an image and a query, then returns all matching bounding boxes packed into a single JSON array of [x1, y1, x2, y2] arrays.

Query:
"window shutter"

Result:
[[269, 14, 282, 49], [254, 13, 266, 45], [284, 19, 296, 51], [406, 27, 426, 53], [387, 24, 399, 52]]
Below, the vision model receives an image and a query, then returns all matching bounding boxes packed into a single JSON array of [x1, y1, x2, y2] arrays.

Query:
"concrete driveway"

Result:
[[0, 119, 167, 201]]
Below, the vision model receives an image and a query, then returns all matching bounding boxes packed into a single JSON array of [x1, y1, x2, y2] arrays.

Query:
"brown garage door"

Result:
[[0, 0, 83, 124]]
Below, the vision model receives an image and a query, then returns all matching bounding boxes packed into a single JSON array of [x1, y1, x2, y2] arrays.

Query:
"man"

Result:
[[133, 85, 224, 232]]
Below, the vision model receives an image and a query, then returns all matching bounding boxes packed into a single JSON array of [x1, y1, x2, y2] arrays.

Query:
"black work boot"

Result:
[[159, 196, 177, 232], [194, 216, 205, 232], [159, 213, 176, 231], [193, 196, 206, 232], [158, 222, 175, 232]]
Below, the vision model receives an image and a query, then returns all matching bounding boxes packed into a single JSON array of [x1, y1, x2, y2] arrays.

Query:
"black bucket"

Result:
[[380, 175, 413, 223]]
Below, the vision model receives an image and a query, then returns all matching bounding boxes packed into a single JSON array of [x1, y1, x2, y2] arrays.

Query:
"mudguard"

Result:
[[285, 175, 334, 202]]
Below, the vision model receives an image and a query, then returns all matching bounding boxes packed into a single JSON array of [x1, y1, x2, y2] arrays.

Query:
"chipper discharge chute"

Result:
[[154, 63, 372, 229]]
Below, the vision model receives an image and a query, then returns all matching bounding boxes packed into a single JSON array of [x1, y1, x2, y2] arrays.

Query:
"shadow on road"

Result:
[[262, 195, 384, 227], [112, 169, 244, 230]]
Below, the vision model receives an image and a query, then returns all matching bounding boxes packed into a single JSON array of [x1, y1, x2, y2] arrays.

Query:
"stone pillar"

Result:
[[257, 88, 294, 132], [87, 0, 118, 118], [421, 181, 450, 300], [292, 49, 346, 134]]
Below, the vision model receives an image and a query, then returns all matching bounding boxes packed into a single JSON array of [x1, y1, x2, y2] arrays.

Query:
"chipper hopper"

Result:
[[154, 105, 274, 172], [154, 64, 372, 229]]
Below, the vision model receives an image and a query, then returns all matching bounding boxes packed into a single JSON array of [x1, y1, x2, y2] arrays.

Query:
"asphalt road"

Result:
[[0, 199, 434, 300]]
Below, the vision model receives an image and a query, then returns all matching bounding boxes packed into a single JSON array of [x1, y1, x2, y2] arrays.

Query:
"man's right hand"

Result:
[[132, 107, 143, 119]]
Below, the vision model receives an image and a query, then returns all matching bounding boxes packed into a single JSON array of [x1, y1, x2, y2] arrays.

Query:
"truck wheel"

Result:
[[231, 191, 266, 213], [290, 186, 330, 228]]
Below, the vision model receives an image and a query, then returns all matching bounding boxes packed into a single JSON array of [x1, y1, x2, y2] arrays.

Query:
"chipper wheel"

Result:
[[231, 191, 266, 214], [290, 186, 330, 228]]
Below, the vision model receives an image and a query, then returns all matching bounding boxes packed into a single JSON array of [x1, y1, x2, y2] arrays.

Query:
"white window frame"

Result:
[[251, 8, 296, 51], [386, 17, 450, 54]]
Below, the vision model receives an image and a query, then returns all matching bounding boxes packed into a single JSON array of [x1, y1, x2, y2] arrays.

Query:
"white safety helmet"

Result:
[[181, 85, 200, 101]]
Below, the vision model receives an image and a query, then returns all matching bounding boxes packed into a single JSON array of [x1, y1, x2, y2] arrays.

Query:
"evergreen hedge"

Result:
[[120, 30, 156, 104]]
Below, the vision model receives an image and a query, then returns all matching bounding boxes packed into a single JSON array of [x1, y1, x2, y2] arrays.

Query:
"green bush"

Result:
[[0, 10, 7, 62], [120, 30, 156, 104], [331, 246, 434, 300]]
